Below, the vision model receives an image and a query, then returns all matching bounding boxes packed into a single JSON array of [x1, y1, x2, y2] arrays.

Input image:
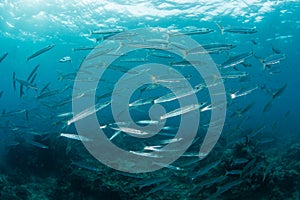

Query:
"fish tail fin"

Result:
[[130, 106, 148, 114], [252, 52, 260, 59], [145, 51, 150, 60], [224, 50, 231, 59], [265, 87, 273, 97], [253, 52, 266, 70], [61, 122, 69, 129], [237, 111, 242, 118], [57, 71, 63, 81], [225, 170, 229, 176], [230, 110, 241, 118], [263, 64, 267, 71], [215, 22, 224, 34], [25, 109, 29, 120], [262, 176, 266, 183], [166, 32, 171, 43], [91, 38, 98, 43], [13, 72, 16, 91], [89, 30, 93, 36], [19, 84, 24, 98], [70, 159, 75, 165], [33, 84, 38, 91], [182, 50, 187, 59]]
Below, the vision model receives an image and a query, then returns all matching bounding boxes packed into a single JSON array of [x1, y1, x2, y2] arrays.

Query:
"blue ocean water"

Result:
[[0, 0, 300, 199]]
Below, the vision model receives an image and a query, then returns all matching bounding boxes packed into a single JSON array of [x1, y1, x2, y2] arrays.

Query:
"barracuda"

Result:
[[154, 83, 204, 104], [27, 44, 55, 62], [67, 101, 110, 125], [0, 52, 8, 63], [160, 103, 202, 120], [216, 22, 257, 34], [188, 43, 236, 54], [220, 51, 253, 68], [262, 53, 286, 69]]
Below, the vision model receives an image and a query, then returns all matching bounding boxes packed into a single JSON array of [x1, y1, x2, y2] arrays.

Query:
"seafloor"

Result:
[[0, 133, 299, 200]]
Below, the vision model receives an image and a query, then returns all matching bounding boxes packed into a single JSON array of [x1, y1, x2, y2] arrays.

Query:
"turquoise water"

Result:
[[0, 0, 300, 199]]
